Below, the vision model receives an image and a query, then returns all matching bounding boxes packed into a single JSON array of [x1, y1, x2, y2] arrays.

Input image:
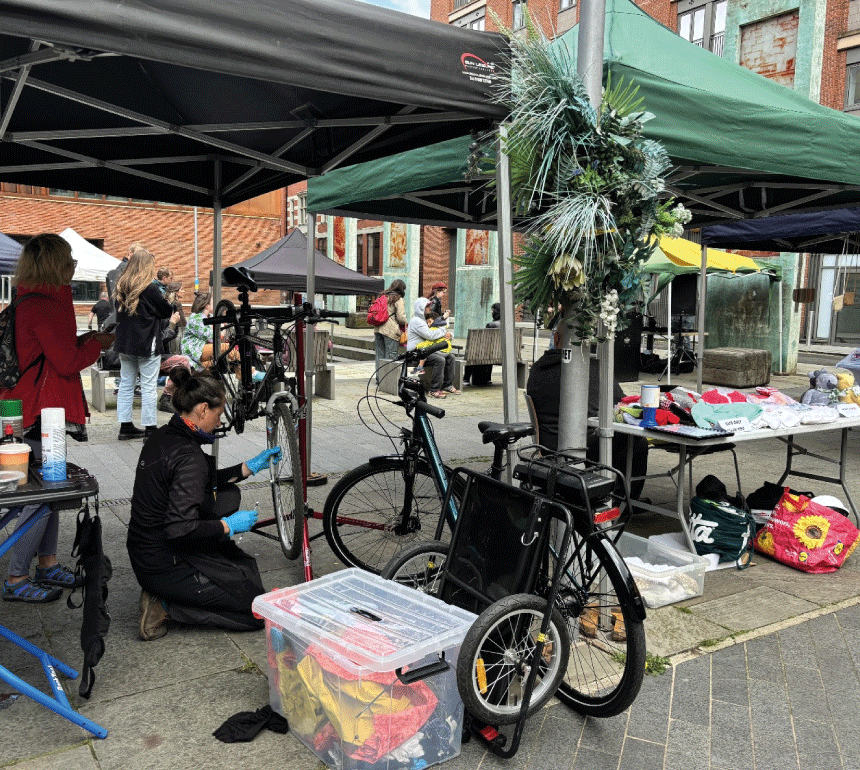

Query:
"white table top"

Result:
[[597, 415, 860, 447]]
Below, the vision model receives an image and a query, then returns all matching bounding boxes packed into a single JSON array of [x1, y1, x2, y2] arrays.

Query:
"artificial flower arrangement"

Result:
[[483, 11, 691, 344]]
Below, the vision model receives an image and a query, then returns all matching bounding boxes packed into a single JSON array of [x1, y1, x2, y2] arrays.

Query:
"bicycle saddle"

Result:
[[222, 265, 257, 291], [478, 421, 535, 445]]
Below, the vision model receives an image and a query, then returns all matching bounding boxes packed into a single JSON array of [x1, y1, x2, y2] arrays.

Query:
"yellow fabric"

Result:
[[296, 654, 413, 746], [656, 236, 761, 273], [277, 657, 325, 737], [417, 336, 452, 354]]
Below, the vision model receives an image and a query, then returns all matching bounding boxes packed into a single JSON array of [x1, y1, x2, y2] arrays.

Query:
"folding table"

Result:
[[597, 416, 860, 553], [0, 462, 107, 738]]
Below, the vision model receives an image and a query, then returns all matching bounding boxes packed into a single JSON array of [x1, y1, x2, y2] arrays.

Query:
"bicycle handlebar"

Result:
[[202, 303, 350, 326], [415, 400, 445, 419]]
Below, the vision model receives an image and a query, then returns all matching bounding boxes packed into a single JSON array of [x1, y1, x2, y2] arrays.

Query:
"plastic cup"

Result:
[[0, 444, 31, 486]]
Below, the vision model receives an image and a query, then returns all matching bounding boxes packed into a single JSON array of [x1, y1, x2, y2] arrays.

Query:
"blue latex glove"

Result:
[[246, 446, 282, 475], [222, 509, 258, 538]]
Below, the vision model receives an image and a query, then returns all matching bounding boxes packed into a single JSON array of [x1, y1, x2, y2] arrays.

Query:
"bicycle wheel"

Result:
[[213, 300, 241, 427], [552, 531, 646, 717], [381, 541, 450, 596], [323, 459, 443, 574], [457, 594, 570, 726], [267, 401, 304, 560]]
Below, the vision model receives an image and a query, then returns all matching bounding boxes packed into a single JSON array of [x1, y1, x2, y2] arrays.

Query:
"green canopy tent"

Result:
[[309, 0, 860, 386], [309, 0, 860, 229]]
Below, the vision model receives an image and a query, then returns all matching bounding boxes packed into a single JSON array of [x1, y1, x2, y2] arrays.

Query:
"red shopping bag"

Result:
[[754, 489, 860, 573]]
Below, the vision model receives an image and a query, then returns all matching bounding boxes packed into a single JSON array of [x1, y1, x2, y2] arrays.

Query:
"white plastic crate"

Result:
[[253, 569, 477, 770], [616, 532, 707, 608]]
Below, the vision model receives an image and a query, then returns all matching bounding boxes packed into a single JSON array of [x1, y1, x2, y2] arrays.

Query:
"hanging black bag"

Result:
[[66, 500, 112, 699]]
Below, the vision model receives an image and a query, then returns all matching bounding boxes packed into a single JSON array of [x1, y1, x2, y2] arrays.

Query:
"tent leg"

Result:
[[696, 242, 706, 393], [496, 125, 518, 482], [305, 211, 315, 475], [211, 160, 222, 465], [778, 277, 783, 374]]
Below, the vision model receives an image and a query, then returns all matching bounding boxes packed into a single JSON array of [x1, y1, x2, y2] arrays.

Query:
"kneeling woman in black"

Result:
[[127, 367, 280, 640]]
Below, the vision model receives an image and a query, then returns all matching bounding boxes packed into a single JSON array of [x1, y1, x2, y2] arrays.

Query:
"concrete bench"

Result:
[[89, 365, 120, 413], [461, 327, 527, 388], [287, 328, 336, 400], [702, 347, 771, 388]]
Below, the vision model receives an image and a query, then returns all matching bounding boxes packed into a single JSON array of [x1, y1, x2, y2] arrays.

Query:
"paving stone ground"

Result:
[[1, 334, 859, 769]]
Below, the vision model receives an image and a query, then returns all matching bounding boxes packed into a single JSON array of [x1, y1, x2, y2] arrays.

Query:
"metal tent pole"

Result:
[[696, 242, 706, 393], [496, 125, 519, 443], [211, 160, 222, 464], [305, 211, 315, 474], [560, 0, 606, 460]]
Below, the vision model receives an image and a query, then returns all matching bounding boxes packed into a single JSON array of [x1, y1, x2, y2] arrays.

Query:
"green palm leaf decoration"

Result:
[[490, 9, 690, 343]]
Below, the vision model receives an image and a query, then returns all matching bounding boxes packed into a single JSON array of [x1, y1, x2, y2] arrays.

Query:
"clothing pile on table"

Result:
[[267, 624, 460, 770], [614, 378, 854, 431]]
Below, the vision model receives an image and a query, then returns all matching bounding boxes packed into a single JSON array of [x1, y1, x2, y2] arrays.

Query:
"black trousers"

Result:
[[135, 484, 265, 632]]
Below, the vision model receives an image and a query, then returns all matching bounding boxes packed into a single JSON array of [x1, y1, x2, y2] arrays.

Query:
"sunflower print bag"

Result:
[[754, 490, 860, 573]]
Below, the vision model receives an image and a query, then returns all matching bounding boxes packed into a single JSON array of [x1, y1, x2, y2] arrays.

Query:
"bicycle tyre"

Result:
[[213, 299, 241, 427], [267, 402, 304, 560], [456, 593, 570, 726], [323, 459, 442, 574], [380, 541, 450, 596], [553, 532, 646, 717]]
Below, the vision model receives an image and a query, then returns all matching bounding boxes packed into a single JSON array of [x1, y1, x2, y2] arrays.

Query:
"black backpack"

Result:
[[0, 293, 45, 388]]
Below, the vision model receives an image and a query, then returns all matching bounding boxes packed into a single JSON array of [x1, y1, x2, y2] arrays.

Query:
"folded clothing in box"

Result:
[[253, 569, 477, 770]]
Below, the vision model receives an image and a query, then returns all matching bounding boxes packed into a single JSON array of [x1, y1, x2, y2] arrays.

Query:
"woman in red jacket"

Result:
[[1, 233, 113, 602]]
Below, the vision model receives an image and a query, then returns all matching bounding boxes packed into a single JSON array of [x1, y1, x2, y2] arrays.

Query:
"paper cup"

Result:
[[640, 384, 660, 409], [0, 444, 31, 485]]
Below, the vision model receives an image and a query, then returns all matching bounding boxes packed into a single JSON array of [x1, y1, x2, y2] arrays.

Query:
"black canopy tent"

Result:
[[702, 207, 860, 254], [226, 229, 383, 296], [0, 0, 508, 473], [0, 0, 507, 207]]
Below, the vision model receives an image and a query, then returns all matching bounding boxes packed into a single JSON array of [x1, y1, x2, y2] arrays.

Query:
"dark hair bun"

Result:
[[169, 366, 191, 387]]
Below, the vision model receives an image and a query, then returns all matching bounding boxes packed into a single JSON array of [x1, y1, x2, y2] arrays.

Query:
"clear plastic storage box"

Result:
[[616, 532, 707, 608], [252, 569, 477, 770]]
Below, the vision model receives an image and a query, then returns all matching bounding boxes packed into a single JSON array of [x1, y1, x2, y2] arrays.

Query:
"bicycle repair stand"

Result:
[[436, 468, 576, 759], [0, 485, 107, 738]]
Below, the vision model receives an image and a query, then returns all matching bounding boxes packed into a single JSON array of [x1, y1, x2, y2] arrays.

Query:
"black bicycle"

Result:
[[324, 344, 646, 719], [206, 265, 348, 560]]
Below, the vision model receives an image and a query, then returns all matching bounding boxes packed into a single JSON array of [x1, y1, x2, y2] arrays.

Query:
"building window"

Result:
[[453, 6, 485, 30], [678, 0, 726, 57], [850, 0, 860, 33], [512, 0, 526, 30], [356, 232, 382, 276], [316, 237, 327, 256], [847, 63, 860, 110], [559, 0, 574, 10], [297, 193, 307, 227], [454, 0, 473, 9]]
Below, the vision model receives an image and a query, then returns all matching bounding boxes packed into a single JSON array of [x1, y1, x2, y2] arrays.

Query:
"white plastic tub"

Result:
[[616, 532, 707, 608]]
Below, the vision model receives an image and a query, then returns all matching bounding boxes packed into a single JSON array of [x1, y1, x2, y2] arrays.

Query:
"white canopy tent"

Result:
[[59, 227, 120, 283]]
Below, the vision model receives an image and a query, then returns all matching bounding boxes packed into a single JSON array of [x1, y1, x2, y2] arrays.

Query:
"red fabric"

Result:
[[305, 643, 438, 764], [727, 390, 747, 403], [620, 394, 640, 404], [700, 389, 729, 404], [755, 490, 860, 573], [0, 285, 101, 427], [654, 409, 680, 426]]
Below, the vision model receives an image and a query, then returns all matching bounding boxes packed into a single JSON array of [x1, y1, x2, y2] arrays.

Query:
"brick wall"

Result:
[[0, 193, 285, 307], [421, 226, 450, 297], [822, 0, 850, 110]]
